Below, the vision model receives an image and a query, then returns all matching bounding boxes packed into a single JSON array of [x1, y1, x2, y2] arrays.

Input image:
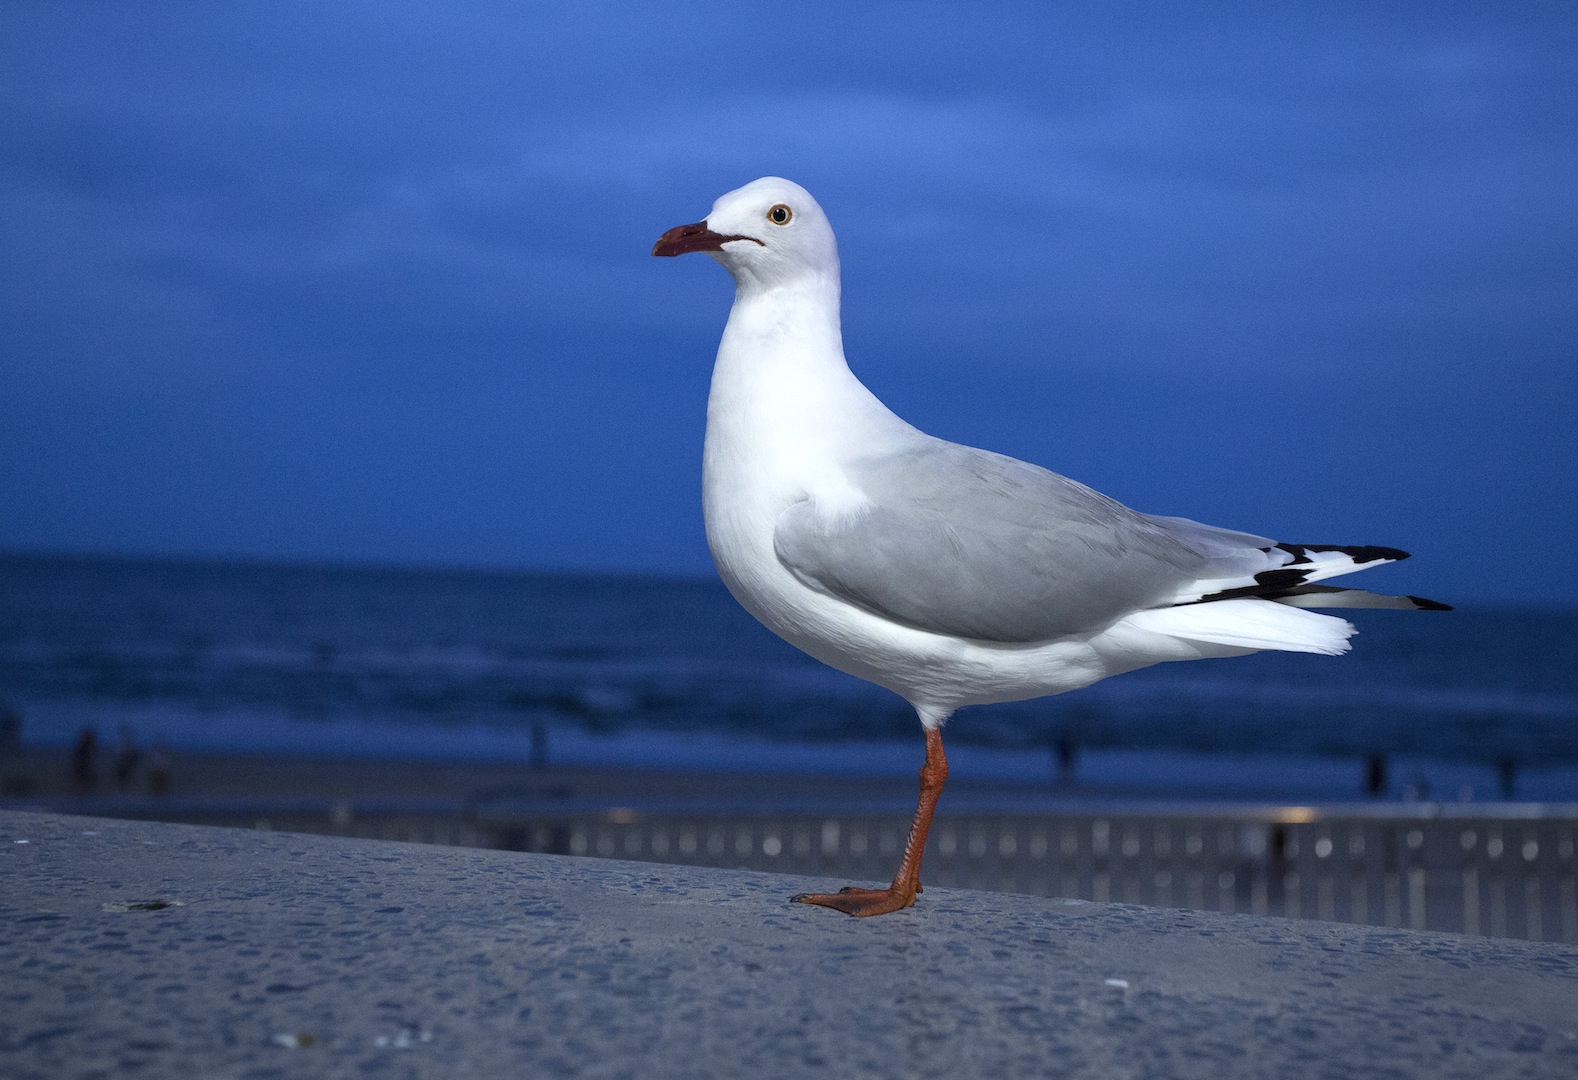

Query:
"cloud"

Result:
[[1, 1, 1574, 599]]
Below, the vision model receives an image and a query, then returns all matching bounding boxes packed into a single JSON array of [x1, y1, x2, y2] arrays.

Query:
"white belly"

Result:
[[701, 456, 1138, 726]]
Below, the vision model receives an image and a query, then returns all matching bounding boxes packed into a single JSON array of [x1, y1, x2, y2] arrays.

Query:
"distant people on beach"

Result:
[[0, 702, 19, 753], [1365, 754, 1387, 798], [1497, 756, 1518, 799], [71, 726, 99, 793], [1053, 734, 1077, 784], [146, 740, 173, 796], [0, 702, 24, 796], [113, 725, 142, 790]]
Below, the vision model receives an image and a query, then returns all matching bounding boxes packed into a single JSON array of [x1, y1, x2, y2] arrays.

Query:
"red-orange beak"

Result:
[[652, 221, 761, 257]]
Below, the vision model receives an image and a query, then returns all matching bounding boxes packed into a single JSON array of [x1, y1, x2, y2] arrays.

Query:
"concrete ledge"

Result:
[[2, 810, 1576, 1079]]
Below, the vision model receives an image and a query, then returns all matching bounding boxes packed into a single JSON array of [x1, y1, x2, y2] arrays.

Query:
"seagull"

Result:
[[653, 177, 1448, 917]]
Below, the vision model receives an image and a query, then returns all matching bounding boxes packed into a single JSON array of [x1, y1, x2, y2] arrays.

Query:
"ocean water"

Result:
[[2, 553, 1576, 785]]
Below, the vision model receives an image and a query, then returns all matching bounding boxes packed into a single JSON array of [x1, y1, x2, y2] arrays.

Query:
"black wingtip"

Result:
[[1274, 543, 1411, 566], [1408, 596, 1453, 611], [1332, 544, 1410, 564]]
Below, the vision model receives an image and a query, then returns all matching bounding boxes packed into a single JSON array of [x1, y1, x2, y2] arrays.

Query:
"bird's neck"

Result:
[[706, 277, 902, 469], [721, 274, 845, 362]]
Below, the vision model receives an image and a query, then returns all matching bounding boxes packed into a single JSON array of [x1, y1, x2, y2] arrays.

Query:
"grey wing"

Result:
[[773, 442, 1271, 643]]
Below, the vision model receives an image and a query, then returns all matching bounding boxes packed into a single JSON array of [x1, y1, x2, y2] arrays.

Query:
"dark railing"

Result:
[[476, 805, 1578, 943], [73, 796, 1577, 943]]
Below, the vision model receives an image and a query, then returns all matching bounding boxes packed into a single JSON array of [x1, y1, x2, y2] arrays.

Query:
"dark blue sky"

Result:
[[2, 3, 1574, 606]]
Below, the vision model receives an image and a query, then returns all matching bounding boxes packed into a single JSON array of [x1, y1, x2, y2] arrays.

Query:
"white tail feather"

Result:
[[1121, 598, 1355, 656]]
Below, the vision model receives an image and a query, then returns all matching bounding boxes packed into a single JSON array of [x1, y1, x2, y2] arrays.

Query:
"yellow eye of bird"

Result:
[[767, 204, 792, 225]]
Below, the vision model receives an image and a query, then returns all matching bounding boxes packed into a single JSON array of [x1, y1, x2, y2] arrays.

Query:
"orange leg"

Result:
[[793, 727, 948, 917]]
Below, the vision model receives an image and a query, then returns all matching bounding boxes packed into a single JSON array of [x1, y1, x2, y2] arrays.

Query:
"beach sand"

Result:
[[7, 738, 1575, 806], [0, 742, 960, 805]]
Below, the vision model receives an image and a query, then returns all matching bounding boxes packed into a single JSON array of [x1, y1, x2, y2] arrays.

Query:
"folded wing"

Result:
[[773, 441, 1445, 646]]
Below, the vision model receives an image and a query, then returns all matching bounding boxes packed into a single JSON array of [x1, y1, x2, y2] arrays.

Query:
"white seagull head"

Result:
[[653, 176, 839, 292]]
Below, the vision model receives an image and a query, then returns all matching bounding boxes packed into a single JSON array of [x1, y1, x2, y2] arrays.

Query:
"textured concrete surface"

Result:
[[2, 809, 1576, 1079]]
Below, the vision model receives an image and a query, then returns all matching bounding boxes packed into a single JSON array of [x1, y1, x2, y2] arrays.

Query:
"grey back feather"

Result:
[[773, 442, 1276, 643]]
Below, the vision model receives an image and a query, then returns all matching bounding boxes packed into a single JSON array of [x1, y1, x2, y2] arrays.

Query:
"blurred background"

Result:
[[2, 2, 1575, 938]]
